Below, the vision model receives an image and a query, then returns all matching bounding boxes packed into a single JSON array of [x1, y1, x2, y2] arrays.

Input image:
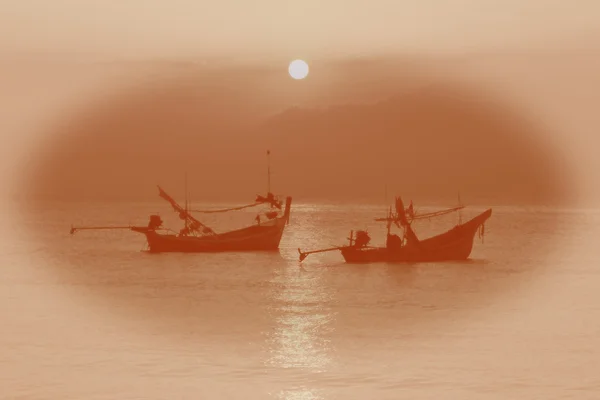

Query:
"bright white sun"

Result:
[[288, 59, 309, 80]]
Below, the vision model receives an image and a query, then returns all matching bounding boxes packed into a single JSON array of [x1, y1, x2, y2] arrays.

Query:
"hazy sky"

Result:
[[2, 0, 600, 59], [3, 1, 600, 206]]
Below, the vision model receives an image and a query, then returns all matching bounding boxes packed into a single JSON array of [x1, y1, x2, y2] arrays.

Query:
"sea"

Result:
[[2, 201, 600, 399]]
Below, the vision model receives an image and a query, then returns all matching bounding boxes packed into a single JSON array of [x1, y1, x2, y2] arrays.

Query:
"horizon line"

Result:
[[2, 45, 600, 66], [14, 195, 580, 209]]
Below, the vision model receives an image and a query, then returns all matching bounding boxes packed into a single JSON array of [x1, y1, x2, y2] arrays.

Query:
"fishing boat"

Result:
[[298, 196, 491, 263], [70, 151, 292, 253]]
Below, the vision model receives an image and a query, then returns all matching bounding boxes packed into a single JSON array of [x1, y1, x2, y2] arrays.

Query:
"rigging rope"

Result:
[[191, 202, 262, 213]]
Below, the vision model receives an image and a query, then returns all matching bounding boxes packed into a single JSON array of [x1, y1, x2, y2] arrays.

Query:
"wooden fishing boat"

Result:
[[298, 196, 491, 264], [70, 152, 292, 253]]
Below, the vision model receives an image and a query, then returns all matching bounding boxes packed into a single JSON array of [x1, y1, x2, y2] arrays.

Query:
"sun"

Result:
[[288, 59, 309, 80]]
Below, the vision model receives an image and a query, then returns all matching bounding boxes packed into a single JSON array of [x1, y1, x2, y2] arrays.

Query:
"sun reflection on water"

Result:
[[276, 387, 325, 400], [265, 266, 335, 371], [264, 218, 336, 400]]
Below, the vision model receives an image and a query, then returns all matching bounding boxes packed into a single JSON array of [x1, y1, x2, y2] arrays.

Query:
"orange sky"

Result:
[[1, 0, 599, 59], [2, 2, 600, 207], [4, 53, 593, 207]]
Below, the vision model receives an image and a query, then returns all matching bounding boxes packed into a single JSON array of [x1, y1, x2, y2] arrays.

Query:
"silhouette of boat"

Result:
[[298, 196, 491, 263], [70, 152, 292, 253]]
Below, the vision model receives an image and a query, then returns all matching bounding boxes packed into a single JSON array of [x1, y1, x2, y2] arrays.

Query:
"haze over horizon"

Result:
[[18, 56, 574, 208], [2, 1, 600, 208]]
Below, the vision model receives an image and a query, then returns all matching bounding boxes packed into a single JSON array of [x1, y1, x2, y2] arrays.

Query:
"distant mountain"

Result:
[[249, 84, 570, 205], [22, 58, 571, 206]]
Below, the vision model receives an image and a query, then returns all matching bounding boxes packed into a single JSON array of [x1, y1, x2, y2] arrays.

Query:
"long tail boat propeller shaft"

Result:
[[70, 225, 132, 235], [298, 246, 349, 262], [299, 230, 371, 262]]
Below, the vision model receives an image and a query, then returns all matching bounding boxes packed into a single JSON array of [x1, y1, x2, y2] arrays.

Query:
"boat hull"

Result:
[[341, 208, 492, 264], [134, 216, 287, 253], [131, 196, 292, 253]]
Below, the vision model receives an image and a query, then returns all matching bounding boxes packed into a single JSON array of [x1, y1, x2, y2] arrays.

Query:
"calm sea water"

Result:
[[2, 201, 600, 399]]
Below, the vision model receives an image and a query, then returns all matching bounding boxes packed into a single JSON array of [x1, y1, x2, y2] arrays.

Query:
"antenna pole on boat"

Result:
[[457, 191, 462, 225], [185, 171, 189, 231], [267, 149, 271, 193], [384, 184, 388, 209]]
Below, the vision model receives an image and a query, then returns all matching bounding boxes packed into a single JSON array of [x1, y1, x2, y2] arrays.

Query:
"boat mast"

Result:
[[267, 149, 271, 193], [457, 191, 462, 225], [384, 183, 388, 213], [184, 171, 189, 232]]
